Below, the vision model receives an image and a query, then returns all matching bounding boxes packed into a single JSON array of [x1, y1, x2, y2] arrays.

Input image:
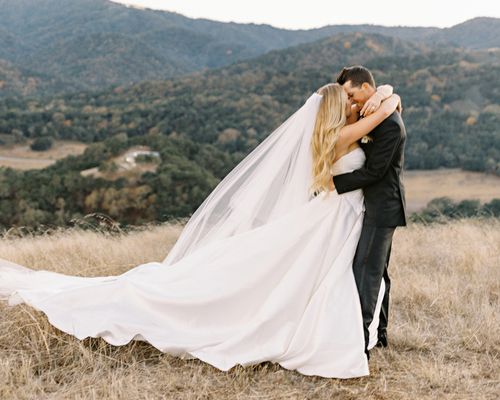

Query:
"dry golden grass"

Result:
[[0, 220, 499, 399]]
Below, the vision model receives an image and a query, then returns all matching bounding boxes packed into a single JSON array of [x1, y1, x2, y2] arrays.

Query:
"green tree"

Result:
[[30, 136, 54, 151]]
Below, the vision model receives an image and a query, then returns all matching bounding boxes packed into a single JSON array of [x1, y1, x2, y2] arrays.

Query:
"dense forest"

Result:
[[1, 34, 499, 172], [2, 131, 497, 231]]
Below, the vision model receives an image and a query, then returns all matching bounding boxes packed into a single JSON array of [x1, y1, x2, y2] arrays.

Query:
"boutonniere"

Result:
[[361, 135, 373, 144]]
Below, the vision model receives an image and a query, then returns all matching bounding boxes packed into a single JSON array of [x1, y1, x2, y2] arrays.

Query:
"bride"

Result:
[[0, 83, 401, 379]]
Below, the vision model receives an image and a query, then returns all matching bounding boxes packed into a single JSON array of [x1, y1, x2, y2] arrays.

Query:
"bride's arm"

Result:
[[360, 84, 393, 117], [376, 84, 393, 99], [337, 94, 401, 148], [345, 85, 394, 125]]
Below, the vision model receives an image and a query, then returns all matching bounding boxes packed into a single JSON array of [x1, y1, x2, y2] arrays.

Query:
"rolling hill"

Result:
[[1, 32, 498, 170], [0, 0, 498, 97], [0, 31, 498, 228]]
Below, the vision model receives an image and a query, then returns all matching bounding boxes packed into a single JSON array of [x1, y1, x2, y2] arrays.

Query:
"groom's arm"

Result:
[[333, 119, 402, 194]]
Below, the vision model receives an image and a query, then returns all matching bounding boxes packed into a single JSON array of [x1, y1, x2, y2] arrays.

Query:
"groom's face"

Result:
[[342, 80, 375, 108]]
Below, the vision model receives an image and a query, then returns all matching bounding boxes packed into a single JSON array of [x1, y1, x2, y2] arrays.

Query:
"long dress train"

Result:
[[0, 147, 384, 379]]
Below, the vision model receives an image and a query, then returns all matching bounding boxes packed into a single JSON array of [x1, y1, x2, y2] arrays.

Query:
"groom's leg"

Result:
[[377, 241, 393, 342], [352, 224, 395, 351]]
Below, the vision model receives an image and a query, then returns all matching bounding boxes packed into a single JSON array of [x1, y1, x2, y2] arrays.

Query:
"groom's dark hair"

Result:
[[336, 66, 375, 88]]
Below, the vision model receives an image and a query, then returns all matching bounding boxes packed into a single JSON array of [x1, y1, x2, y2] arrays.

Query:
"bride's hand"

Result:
[[361, 84, 393, 117], [360, 92, 383, 117]]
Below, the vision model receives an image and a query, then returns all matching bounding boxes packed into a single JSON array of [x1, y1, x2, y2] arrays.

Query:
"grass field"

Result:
[[403, 169, 500, 213], [0, 220, 498, 399], [0, 140, 87, 170]]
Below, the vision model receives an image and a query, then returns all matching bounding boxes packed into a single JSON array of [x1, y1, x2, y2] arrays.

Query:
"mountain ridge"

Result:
[[0, 0, 498, 98]]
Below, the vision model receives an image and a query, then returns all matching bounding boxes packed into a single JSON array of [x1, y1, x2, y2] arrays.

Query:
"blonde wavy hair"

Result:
[[309, 83, 348, 196]]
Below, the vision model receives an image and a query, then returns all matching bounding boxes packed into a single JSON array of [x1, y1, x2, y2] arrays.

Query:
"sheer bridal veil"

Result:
[[163, 92, 324, 266]]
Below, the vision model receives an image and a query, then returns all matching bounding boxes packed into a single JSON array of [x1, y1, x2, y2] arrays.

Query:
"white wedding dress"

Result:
[[0, 146, 384, 379]]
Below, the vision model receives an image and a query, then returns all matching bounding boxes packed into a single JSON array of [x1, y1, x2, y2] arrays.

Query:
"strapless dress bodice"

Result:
[[330, 147, 366, 175]]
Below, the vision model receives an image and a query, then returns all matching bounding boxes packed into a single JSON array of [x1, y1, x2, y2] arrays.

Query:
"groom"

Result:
[[332, 65, 407, 359]]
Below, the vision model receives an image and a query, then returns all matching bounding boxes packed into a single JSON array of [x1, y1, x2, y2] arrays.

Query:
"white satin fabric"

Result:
[[0, 147, 383, 379]]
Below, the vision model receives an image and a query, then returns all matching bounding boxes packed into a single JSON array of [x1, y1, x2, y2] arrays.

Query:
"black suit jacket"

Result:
[[333, 111, 407, 227]]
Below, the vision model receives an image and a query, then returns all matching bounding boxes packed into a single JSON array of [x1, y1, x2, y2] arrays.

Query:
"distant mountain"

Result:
[[428, 17, 500, 49], [0, 0, 498, 98]]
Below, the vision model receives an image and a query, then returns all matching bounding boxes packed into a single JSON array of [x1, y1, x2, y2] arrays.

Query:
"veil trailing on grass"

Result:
[[0, 90, 380, 378], [162, 92, 323, 266]]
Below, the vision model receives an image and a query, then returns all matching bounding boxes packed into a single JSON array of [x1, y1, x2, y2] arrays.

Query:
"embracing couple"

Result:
[[0, 65, 406, 379], [330, 65, 407, 360]]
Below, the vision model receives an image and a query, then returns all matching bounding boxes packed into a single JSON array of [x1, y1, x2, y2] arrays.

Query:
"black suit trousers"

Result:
[[352, 223, 395, 350]]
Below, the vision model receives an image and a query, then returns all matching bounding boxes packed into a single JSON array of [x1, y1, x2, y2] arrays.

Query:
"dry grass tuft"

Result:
[[0, 220, 499, 399]]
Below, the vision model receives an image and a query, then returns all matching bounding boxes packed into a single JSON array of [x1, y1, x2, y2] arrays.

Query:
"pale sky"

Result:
[[111, 0, 499, 30]]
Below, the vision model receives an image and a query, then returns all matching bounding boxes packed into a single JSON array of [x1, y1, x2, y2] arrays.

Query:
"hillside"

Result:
[[1, 33, 498, 170], [0, 32, 498, 229], [0, 0, 498, 96], [0, 220, 498, 399], [429, 17, 500, 49]]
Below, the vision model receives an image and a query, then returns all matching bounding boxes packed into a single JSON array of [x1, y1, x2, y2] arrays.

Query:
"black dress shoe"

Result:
[[376, 332, 388, 348]]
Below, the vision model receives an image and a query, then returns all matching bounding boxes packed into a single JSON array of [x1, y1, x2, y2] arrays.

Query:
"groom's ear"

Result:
[[361, 82, 372, 91]]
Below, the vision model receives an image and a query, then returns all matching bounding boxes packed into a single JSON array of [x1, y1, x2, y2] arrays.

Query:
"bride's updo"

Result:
[[310, 83, 348, 195]]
